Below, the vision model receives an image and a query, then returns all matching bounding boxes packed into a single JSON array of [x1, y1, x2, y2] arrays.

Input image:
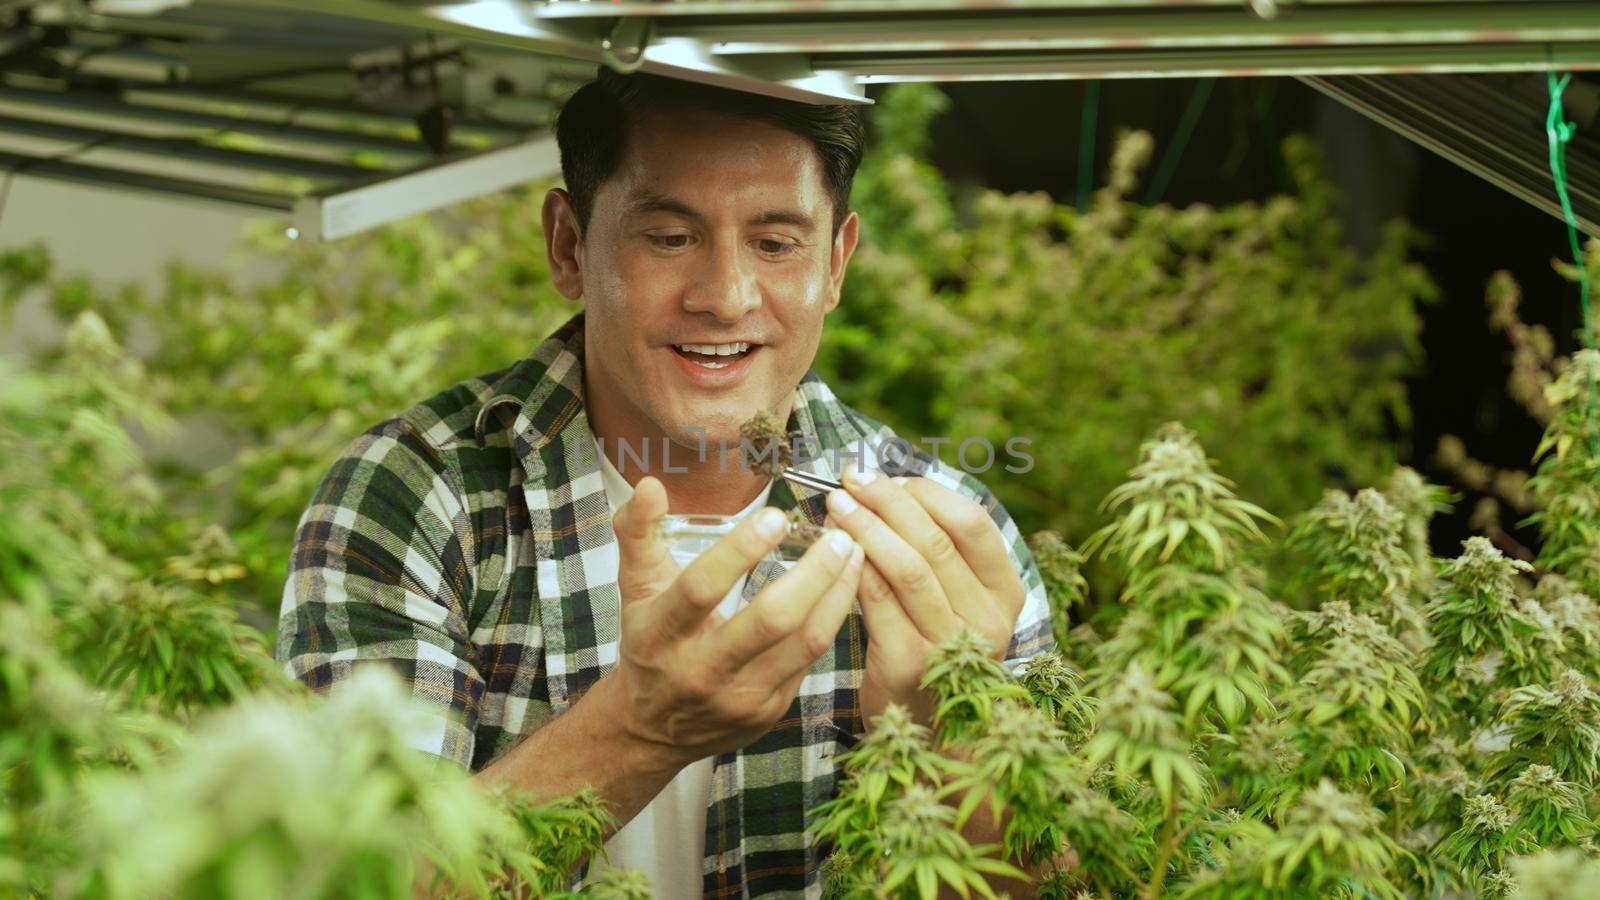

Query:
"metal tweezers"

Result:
[[780, 466, 843, 494]]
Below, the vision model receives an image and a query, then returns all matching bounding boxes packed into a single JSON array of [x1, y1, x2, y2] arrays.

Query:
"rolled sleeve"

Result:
[[276, 420, 483, 769]]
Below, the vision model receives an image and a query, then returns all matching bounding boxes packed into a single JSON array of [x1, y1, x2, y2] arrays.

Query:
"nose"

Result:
[[682, 239, 761, 322]]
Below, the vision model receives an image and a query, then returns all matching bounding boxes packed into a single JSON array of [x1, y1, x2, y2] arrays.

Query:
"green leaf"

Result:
[[1151, 754, 1174, 810]]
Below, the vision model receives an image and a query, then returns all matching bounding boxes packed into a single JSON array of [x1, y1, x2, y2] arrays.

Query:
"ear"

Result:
[[542, 187, 585, 301], [823, 209, 859, 314]]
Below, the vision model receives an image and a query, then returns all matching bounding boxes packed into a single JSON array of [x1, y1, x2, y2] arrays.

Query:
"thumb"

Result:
[[615, 476, 678, 605]]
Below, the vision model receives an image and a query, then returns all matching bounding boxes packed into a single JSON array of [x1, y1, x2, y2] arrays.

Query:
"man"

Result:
[[277, 67, 1055, 898]]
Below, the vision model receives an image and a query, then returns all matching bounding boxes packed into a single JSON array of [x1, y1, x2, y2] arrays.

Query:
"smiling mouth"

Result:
[[671, 341, 759, 370]]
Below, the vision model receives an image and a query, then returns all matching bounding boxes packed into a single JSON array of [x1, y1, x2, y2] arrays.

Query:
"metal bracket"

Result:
[[601, 16, 653, 74]]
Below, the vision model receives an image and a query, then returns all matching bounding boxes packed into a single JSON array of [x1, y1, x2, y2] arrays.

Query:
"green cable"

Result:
[[1252, 81, 1287, 192], [1145, 78, 1216, 206], [1545, 70, 1600, 463], [1077, 80, 1101, 211]]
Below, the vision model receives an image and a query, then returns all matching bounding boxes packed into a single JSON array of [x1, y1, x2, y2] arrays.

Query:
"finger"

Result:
[[769, 661, 816, 730], [713, 527, 858, 673], [614, 476, 678, 605], [745, 543, 865, 685], [897, 476, 1023, 616], [842, 470, 983, 602], [827, 475, 962, 640], [656, 506, 790, 640], [857, 555, 925, 650]]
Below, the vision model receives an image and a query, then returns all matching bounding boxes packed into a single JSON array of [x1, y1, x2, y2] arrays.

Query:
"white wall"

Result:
[[0, 173, 272, 353]]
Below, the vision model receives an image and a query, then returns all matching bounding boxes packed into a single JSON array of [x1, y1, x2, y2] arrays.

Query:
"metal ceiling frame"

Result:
[[454, 0, 1600, 234], [174, 0, 1600, 107], [192, 0, 865, 103], [4, 0, 1598, 237], [515, 0, 1600, 83], [662, 3, 1600, 57], [819, 43, 1600, 82]]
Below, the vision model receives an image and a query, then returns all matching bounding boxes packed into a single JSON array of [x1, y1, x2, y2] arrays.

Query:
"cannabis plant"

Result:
[[1527, 350, 1600, 596], [0, 82, 1584, 900], [819, 84, 1435, 544], [811, 381, 1600, 899], [0, 274, 641, 898], [3, 83, 1436, 621]]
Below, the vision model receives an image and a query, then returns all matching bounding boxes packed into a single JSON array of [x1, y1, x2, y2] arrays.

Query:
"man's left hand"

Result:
[[823, 468, 1027, 733]]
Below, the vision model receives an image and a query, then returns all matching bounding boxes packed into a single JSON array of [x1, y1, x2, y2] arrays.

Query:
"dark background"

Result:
[[873, 76, 1585, 556]]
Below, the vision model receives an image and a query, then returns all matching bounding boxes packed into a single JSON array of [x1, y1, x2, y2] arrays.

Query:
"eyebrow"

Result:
[[623, 191, 818, 234]]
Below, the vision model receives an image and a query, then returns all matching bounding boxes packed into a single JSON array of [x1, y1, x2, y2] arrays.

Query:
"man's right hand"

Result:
[[607, 475, 864, 766]]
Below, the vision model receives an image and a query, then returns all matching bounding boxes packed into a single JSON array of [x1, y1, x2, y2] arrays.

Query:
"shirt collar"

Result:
[[472, 310, 588, 453]]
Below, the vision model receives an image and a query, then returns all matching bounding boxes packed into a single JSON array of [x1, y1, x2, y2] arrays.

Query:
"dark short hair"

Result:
[[555, 67, 866, 239]]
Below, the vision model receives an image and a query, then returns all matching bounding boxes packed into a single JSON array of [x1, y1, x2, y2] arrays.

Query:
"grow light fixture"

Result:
[[521, 0, 1600, 82], [3, 0, 1599, 234], [1304, 73, 1600, 238], [0, 1, 574, 238], [292, 131, 558, 240], [517, 0, 1599, 233], [0, 70, 557, 235]]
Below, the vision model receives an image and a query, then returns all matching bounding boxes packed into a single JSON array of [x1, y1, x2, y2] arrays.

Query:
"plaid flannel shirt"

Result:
[[277, 311, 1055, 898]]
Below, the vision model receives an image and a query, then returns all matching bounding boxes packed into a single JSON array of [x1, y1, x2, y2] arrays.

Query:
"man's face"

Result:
[[547, 108, 859, 454]]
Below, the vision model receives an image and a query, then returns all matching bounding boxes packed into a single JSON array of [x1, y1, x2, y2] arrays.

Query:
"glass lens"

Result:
[[658, 512, 811, 563]]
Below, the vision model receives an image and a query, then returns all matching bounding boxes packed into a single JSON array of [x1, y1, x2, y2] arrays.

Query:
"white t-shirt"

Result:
[[582, 442, 773, 898]]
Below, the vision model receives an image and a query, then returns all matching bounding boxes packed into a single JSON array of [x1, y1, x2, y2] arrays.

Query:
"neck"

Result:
[[629, 450, 773, 515]]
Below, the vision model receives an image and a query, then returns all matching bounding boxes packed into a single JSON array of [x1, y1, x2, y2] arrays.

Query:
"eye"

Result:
[[647, 234, 692, 250], [756, 239, 797, 257]]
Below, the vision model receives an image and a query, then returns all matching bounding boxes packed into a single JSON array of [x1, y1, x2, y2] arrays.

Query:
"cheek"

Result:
[[576, 240, 629, 309], [609, 246, 658, 286], [588, 248, 682, 322], [769, 261, 835, 317], [765, 267, 831, 355]]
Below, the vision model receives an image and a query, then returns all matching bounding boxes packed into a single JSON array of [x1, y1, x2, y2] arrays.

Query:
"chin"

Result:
[[661, 404, 761, 455], [669, 418, 742, 452]]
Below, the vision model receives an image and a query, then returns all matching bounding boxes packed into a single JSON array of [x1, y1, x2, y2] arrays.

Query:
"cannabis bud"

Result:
[[739, 409, 825, 552], [786, 506, 823, 548], [740, 409, 793, 478], [1460, 793, 1516, 835]]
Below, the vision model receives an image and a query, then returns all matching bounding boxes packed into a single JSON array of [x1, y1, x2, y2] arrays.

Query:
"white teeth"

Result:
[[675, 342, 751, 356]]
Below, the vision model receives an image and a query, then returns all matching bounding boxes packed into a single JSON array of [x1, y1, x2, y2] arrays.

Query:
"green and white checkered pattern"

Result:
[[276, 311, 1055, 897]]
